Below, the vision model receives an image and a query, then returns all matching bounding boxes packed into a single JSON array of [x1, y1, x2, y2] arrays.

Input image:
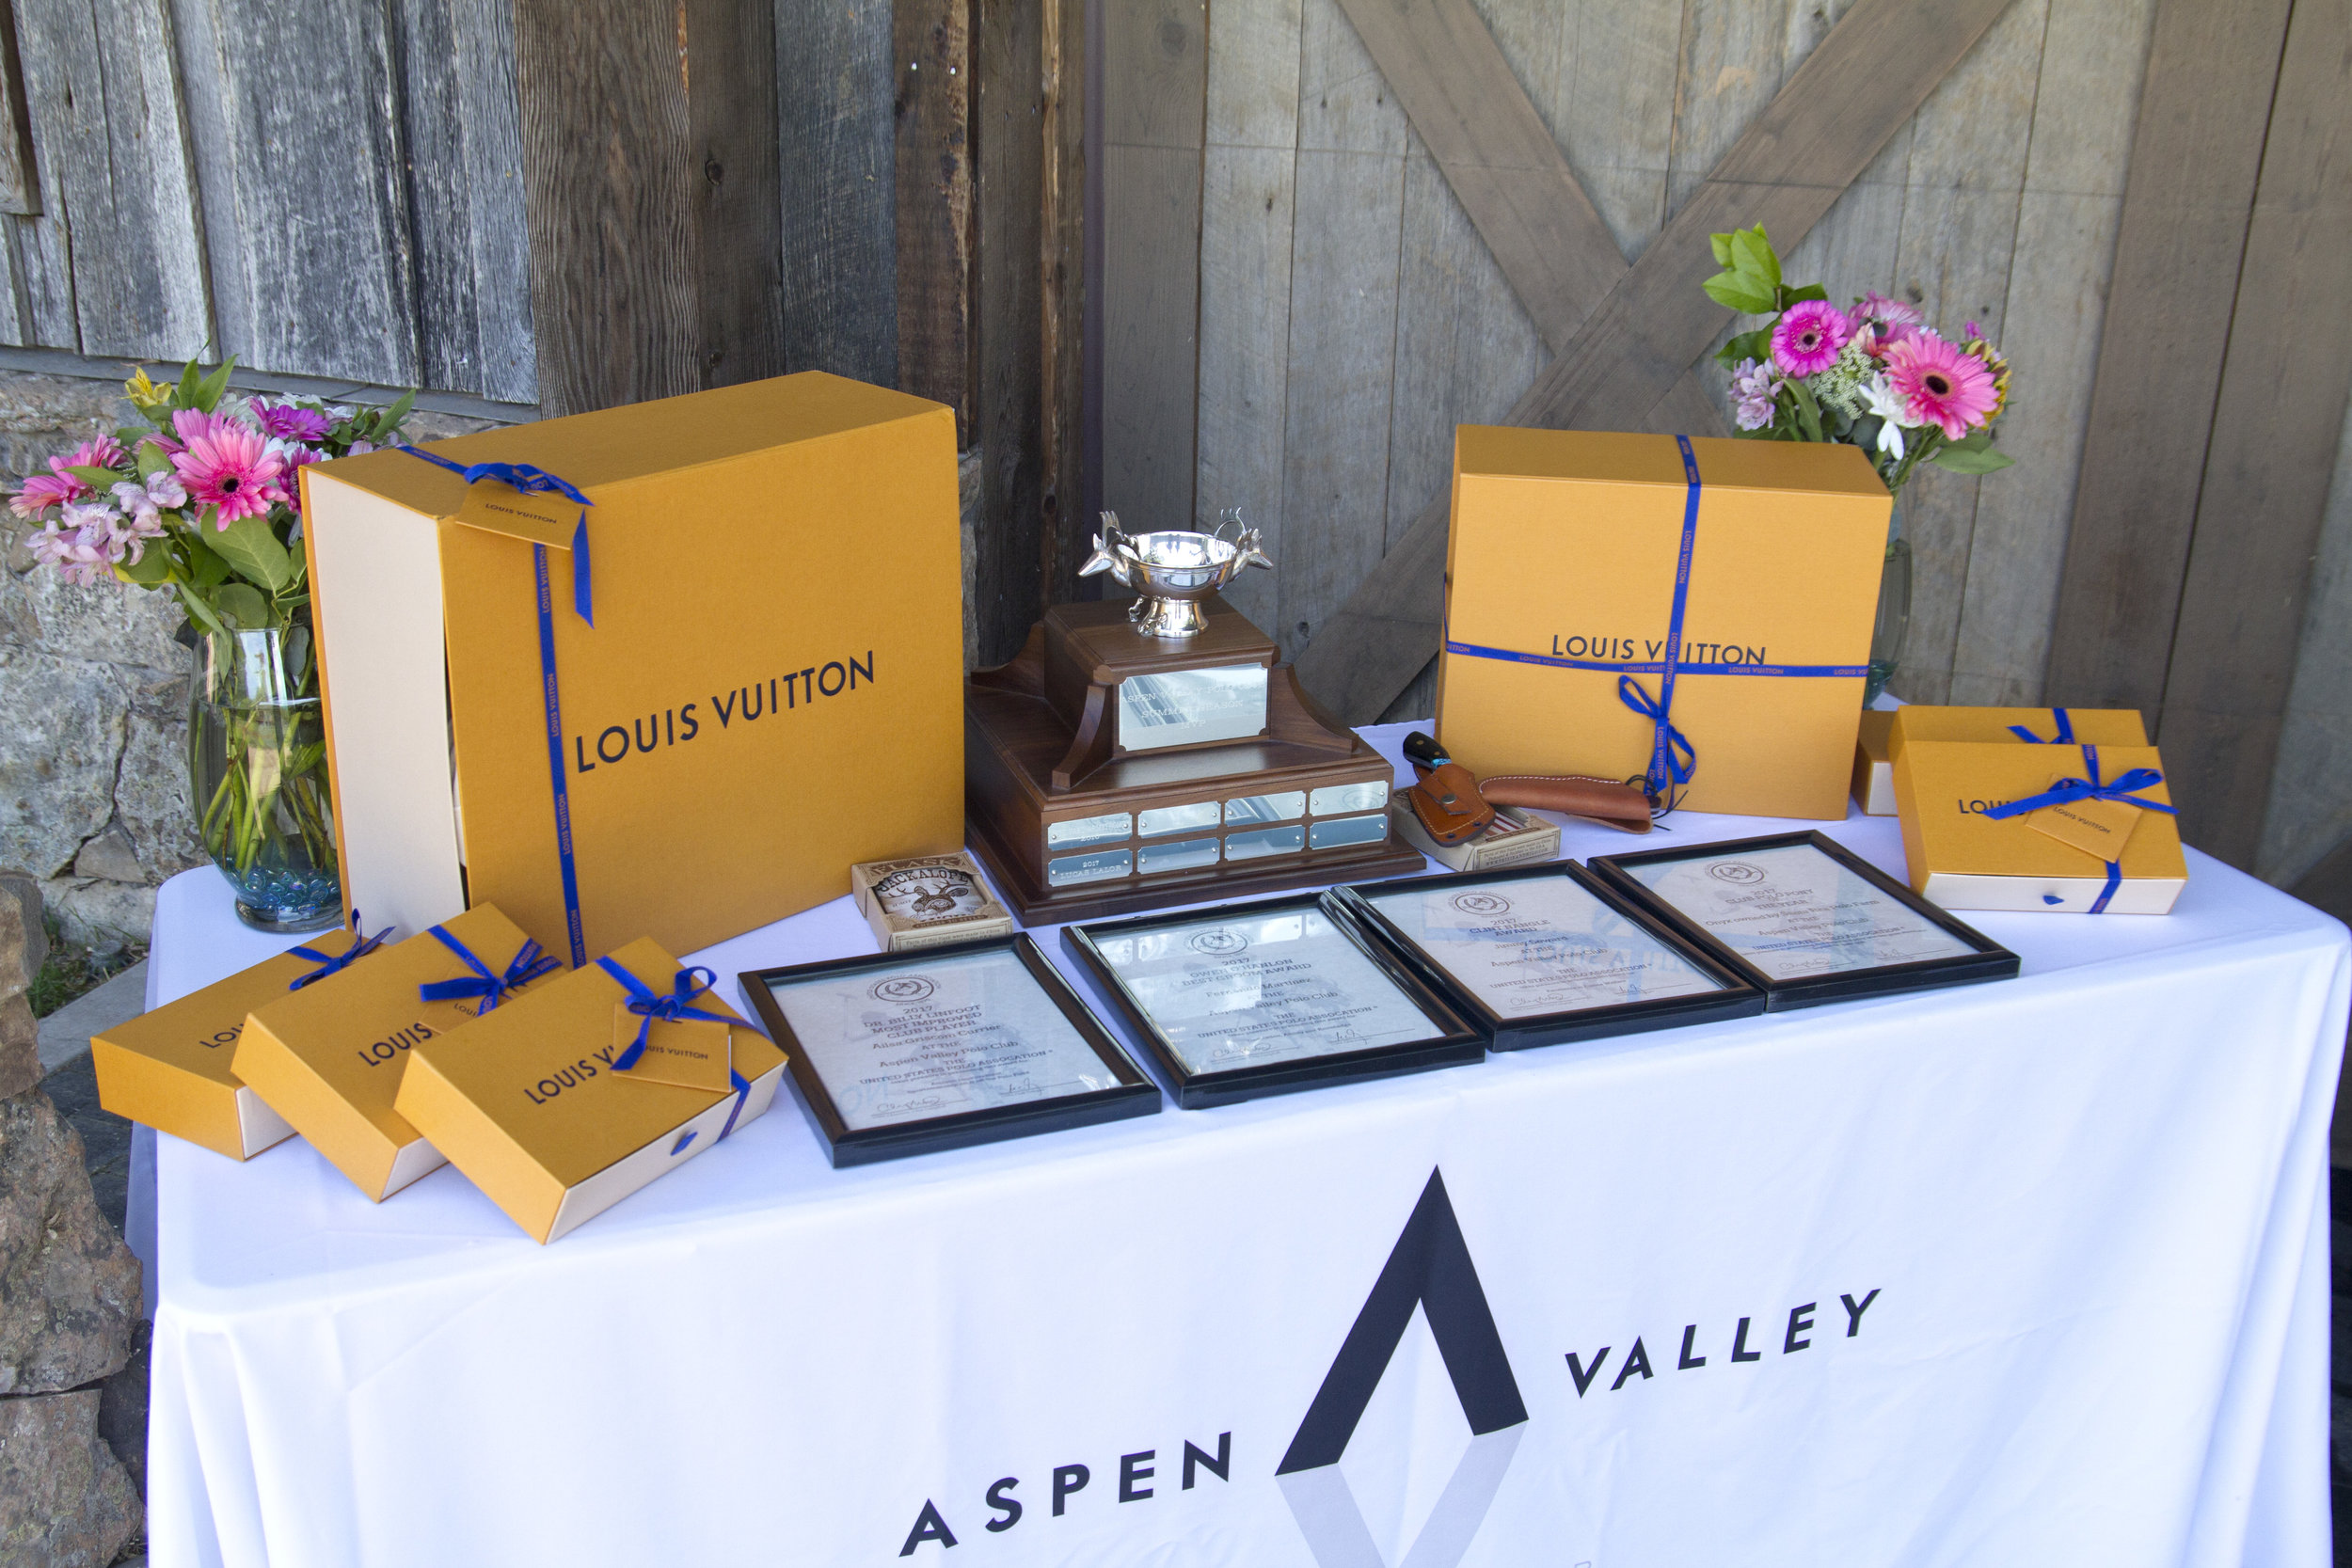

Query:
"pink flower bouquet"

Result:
[[1702, 226, 2011, 492]]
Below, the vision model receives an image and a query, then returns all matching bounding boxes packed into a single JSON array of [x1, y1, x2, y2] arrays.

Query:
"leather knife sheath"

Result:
[[1406, 762, 1496, 844], [1478, 774, 1652, 833]]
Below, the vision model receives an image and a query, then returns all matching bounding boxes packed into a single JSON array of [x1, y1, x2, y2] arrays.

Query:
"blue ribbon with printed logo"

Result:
[[1440, 436, 1869, 806], [596, 959, 733, 1072], [287, 910, 389, 990], [418, 925, 561, 1013], [1981, 745, 2174, 913], [402, 446, 596, 967], [2008, 707, 2074, 745]]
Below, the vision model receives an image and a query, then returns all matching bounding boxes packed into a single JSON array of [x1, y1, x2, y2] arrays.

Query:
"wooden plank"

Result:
[[2259, 396, 2352, 886], [1295, 0, 2011, 721], [1877, 0, 2046, 705], [687, 0, 786, 389], [970, 0, 1046, 664], [1947, 0, 2157, 706], [894, 0, 973, 434], [2042, 0, 2296, 717], [169, 0, 415, 382], [445, 0, 534, 404], [396, 0, 486, 393], [512, 0, 695, 416], [1543, 0, 1679, 261], [776, 0, 896, 388], [1098, 0, 1205, 536], [1192, 0, 1299, 637], [14, 0, 210, 360], [0, 0, 40, 214], [1277, 0, 1406, 664], [2155, 0, 2352, 868], [1040, 0, 1089, 606]]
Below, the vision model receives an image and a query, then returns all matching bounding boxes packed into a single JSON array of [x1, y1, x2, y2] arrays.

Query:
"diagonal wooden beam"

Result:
[[1294, 0, 2015, 723]]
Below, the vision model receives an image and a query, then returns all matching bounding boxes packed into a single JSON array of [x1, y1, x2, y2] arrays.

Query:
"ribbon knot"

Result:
[[2007, 706, 2075, 745], [595, 958, 733, 1072], [1980, 745, 2173, 913], [399, 446, 595, 626], [287, 910, 389, 990], [419, 925, 562, 1014], [1616, 675, 1695, 798]]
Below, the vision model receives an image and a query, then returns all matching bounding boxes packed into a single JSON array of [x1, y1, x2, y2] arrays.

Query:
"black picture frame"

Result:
[[1588, 830, 2019, 1010], [1330, 861, 1767, 1050], [739, 934, 1160, 1166], [1063, 890, 1485, 1109]]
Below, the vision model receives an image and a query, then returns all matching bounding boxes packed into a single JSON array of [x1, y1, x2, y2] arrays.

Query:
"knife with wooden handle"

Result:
[[1402, 732, 1653, 836]]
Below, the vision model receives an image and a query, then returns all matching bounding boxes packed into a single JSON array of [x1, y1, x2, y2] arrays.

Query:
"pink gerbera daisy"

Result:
[[171, 420, 289, 526], [1770, 299, 1851, 378], [1884, 335, 1998, 440], [8, 435, 126, 517]]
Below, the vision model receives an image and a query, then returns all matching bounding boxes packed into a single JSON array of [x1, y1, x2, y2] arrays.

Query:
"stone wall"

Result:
[[0, 371, 509, 944]]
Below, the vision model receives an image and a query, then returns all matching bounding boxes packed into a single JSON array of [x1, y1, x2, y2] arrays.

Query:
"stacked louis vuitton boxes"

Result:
[[91, 372, 968, 1240]]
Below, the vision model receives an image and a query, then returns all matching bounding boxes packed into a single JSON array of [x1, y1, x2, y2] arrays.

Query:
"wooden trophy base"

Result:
[[964, 596, 1425, 924]]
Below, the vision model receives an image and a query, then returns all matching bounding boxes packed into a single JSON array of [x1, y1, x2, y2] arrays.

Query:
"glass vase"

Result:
[[1864, 497, 1913, 707], [189, 623, 342, 932]]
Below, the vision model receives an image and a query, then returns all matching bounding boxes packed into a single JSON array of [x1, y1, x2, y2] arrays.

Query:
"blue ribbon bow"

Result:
[[398, 446, 595, 626], [287, 910, 389, 990], [1982, 745, 2174, 913], [1616, 675, 1695, 793], [2007, 707, 2074, 745], [418, 925, 562, 1014], [596, 958, 734, 1072]]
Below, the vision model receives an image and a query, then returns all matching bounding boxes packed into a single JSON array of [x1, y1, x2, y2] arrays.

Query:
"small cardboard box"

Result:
[[1852, 711, 1898, 815], [1388, 790, 1562, 871], [234, 905, 557, 1201], [89, 935, 373, 1160], [1436, 427, 1889, 819], [1894, 740, 2187, 913], [393, 938, 787, 1243], [303, 372, 966, 972], [850, 851, 1016, 953]]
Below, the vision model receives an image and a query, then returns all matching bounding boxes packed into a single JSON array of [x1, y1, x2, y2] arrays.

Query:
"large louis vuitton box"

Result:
[[301, 372, 964, 968], [1435, 427, 1889, 819]]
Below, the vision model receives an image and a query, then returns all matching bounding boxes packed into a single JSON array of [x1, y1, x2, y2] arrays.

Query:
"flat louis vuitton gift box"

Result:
[[1894, 739, 2187, 913], [392, 938, 787, 1243], [233, 904, 558, 1201], [1436, 427, 1889, 819], [1854, 705, 2151, 816], [301, 372, 964, 972]]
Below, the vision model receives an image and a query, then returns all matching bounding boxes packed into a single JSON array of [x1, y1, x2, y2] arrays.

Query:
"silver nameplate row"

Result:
[[1116, 664, 1268, 752]]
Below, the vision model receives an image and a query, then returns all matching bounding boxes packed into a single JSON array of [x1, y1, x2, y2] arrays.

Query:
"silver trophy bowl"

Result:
[[1079, 509, 1273, 638]]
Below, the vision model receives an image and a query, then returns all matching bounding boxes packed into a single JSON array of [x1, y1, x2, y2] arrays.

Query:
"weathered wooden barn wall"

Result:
[[1099, 0, 2352, 888]]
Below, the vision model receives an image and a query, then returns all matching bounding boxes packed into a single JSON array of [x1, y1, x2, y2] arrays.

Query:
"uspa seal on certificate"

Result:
[[1332, 862, 1764, 1049], [1590, 831, 2017, 1008], [1062, 891, 1482, 1107], [739, 936, 1157, 1164]]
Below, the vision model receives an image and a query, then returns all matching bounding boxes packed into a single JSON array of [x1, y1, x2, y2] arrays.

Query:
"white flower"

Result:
[[1859, 374, 1910, 462]]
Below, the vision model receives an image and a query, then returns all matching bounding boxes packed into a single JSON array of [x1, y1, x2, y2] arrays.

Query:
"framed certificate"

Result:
[[1063, 892, 1484, 1108], [739, 935, 1159, 1166], [1590, 831, 2018, 1008], [1331, 862, 1765, 1050]]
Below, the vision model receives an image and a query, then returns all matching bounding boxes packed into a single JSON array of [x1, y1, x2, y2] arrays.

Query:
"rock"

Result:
[[72, 825, 144, 885], [97, 1318, 150, 1497], [0, 872, 41, 994], [114, 696, 206, 884], [0, 1091, 140, 1396], [0, 1388, 143, 1566], [0, 647, 133, 881], [37, 879, 156, 953], [0, 994, 36, 1101]]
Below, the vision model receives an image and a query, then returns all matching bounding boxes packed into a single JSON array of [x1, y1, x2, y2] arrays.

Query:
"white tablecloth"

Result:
[[142, 725, 2346, 1567]]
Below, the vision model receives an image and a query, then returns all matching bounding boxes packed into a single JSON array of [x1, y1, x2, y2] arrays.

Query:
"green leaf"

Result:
[[182, 531, 232, 589], [1729, 226, 1780, 293], [1930, 443, 2015, 475], [1786, 378, 1825, 443], [175, 578, 230, 641], [1709, 231, 1735, 267], [206, 513, 294, 592], [376, 388, 415, 435], [212, 582, 271, 628], [1703, 274, 1779, 314], [135, 442, 172, 480], [1943, 428, 1994, 453], [114, 548, 172, 586], [1779, 282, 1829, 306], [175, 360, 201, 407], [193, 358, 237, 412], [65, 465, 123, 487]]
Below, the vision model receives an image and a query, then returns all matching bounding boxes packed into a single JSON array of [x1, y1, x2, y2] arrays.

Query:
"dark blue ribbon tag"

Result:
[[2008, 707, 2074, 745], [399, 446, 595, 626], [288, 910, 390, 990], [594, 958, 734, 1072], [418, 925, 562, 1014]]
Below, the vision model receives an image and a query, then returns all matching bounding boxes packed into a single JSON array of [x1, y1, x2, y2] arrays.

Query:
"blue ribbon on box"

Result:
[[1439, 436, 1870, 806], [595, 958, 755, 1141], [418, 925, 561, 1014], [1981, 744, 2175, 913], [2008, 707, 2075, 745], [401, 447, 596, 968], [287, 910, 389, 990]]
